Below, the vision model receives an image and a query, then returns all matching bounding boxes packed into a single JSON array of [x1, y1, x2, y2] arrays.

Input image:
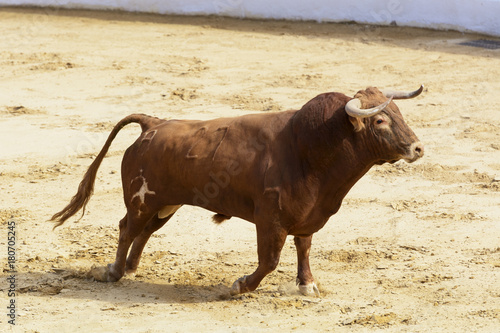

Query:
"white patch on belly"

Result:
[[158, 205, 181, 219]]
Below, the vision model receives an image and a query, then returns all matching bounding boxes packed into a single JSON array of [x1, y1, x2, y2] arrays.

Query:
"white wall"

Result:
[[1, 0, 499, 36]]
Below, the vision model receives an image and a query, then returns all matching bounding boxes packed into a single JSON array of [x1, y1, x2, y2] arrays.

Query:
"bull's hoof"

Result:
[[230, 275, 248, 296], [91, 265, 110, 281], [125, 268, 137, 277], [298, 282, 321, 297], [90, 264, 120, 282]]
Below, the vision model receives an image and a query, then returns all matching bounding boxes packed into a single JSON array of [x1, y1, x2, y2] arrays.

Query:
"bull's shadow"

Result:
[[9, 270, 236, 304]]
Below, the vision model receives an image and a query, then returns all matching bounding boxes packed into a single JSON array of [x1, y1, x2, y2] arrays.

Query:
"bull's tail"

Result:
[[51, 113, 163, 229]]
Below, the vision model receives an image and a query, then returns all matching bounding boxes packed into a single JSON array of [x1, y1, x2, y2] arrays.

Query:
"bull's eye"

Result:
[[376, 119, 384, 125]]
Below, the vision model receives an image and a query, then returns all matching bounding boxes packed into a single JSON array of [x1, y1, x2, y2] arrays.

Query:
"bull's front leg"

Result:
[[294, 235, 320, 296], [230, 223, 287, 295]]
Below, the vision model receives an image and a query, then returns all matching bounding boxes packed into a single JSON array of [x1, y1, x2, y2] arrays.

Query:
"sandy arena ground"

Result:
[[0, 7, 499, 333]]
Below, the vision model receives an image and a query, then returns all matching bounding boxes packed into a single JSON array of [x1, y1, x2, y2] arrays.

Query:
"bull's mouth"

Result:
[[404, 156, 420, 163]]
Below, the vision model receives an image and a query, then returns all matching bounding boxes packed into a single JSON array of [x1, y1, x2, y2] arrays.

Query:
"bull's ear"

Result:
[[349, 116, 365, 132]]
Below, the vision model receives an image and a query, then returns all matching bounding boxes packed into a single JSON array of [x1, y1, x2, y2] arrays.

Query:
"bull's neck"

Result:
[[322, 135, 377, 208], [294, 109, 378, 214]]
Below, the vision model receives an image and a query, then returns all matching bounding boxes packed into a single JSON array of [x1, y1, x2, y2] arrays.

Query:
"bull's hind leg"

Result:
[[230, 223, 287, 295], [294, 235, 320, 296], [125, 205, 181, 275], [91, 212, 152, 282]]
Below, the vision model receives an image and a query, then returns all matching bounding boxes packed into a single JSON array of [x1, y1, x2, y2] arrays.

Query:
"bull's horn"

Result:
[[382, 85, 424, 100], [345, 96, 393, 118]]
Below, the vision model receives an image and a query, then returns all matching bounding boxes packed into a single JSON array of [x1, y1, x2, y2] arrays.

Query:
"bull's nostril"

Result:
[[414, 143, 424, 156]]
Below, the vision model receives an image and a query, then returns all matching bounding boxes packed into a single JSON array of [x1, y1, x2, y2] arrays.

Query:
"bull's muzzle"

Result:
[[405, 141, 424, 163]]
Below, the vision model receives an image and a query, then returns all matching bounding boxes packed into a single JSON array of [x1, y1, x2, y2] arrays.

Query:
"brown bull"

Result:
[[51, 86, 424, 296]]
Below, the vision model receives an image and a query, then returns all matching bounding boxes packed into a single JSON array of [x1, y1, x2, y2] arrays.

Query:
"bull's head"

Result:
[[345, 86, 424, 164]]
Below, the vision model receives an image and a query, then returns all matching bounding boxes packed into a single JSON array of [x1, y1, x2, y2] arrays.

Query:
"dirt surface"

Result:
[[1, 7, 499, 333]]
